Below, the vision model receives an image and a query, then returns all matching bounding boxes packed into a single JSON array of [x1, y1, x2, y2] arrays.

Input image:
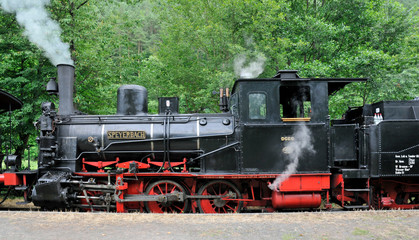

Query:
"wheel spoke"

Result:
[[156, 185, 163, 195], [225, 203, 236, 211], [222, 207, 227, 213], [173, 204, 183, 212], [210, 185, 217, 195]]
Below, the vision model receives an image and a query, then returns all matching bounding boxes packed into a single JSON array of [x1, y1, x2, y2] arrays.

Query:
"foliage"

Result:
[[0, 0, 417, 163], [0, 11, 55, 163], [49, 0, 419, 116]]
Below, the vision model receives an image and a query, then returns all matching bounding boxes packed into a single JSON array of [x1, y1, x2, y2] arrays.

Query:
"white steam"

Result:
[[1, 0, 73, 65], [269, 124, 315, 191], [234, 53, 266, 79]]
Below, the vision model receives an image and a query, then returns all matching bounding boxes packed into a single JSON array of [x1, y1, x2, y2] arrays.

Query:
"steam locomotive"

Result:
[[1, 64, 418, 213]]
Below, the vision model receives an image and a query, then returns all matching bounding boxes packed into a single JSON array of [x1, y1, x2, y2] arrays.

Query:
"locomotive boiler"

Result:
[[1, 64, 418, 213], [38, 65, 235, 173]]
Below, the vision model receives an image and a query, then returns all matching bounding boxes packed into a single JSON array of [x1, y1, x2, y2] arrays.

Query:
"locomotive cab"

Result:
[[232, 70, 363, 175]]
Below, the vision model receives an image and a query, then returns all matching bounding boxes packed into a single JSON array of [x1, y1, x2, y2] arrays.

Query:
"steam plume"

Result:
[[1, 0, 73, 65], [234, 53, 266, 79], [269, 124, 315, 191]]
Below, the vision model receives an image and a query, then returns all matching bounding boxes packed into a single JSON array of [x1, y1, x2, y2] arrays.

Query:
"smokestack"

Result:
[[57, 64, 75, 115]]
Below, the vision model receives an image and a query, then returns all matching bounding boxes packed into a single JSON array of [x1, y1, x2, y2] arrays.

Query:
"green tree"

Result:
[[0, 11, 55, 162], [48, 0, 161, 114], [1, 0, 417, 162]]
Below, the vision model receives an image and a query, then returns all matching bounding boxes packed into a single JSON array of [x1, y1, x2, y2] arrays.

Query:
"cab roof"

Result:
[[232, 70, 367, 95]]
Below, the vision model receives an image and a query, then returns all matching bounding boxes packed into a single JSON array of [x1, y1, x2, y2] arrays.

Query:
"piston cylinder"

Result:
[[272, 192, 322, 209]]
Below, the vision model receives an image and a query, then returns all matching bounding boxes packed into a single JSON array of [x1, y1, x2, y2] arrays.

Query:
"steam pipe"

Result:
[[57, 64, 75, 115]]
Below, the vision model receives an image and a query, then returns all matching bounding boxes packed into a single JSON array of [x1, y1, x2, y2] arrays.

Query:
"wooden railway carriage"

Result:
[[1, 65, 418, 212]]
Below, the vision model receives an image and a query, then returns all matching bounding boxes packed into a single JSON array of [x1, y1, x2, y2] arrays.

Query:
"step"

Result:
[[344, 188, 370, 192], [343, 205, 370, 210]]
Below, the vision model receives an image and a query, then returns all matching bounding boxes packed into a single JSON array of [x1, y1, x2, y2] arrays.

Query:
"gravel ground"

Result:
[[0, 210, 417, 240]]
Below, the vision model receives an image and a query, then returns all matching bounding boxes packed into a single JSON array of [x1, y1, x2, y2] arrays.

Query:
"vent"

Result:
[[273, 70, 300, 79]]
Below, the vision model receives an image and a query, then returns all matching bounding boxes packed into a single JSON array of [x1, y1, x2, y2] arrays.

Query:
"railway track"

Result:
[[2, 196, 418, 213], [0, 198, 40, 211], [0, 209, 417, 240]]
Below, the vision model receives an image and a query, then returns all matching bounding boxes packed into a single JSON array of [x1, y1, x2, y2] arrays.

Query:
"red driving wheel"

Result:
[[197, 180, 243, 213], [145, 180, 190, 213]]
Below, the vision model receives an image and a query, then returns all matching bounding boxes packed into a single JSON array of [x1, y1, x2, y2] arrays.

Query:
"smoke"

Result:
[[234, 53, 266, 78], [268, 124, 315, 191], [233, 36, 266, 78], [1, 0, 73, 66]]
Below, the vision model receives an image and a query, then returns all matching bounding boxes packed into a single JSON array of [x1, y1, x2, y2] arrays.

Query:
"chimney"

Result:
[[57, 64, 75, 115]]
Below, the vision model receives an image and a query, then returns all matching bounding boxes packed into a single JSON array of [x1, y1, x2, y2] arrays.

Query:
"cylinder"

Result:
[[57, 64, 75, 115], [116, 85, 148, 115], [272, 192, 322, 209]]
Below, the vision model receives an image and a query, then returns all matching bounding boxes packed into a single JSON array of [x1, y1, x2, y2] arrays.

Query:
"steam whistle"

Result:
[[219, 88, 230, 112], [46, 77, 58, 95]]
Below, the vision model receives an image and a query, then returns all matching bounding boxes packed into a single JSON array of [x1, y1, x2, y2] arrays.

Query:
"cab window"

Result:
[[280, 86, 311, 121], [249, 92, 267, 120]]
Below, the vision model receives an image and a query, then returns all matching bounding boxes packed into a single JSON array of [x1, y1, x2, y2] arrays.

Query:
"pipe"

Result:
[[57, 64, 75, 115]]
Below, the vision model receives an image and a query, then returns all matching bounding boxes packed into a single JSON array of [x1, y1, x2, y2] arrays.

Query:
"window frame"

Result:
[[279, 85, 312, 122], [248, 91, 268, 120]]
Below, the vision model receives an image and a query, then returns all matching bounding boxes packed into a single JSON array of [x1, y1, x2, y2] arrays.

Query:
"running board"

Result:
[[344, 188, 370, 192], [343, 205, 370, 210]]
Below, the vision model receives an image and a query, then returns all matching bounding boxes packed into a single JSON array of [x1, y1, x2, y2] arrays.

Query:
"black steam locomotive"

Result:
[[1, 64, 418, 212]]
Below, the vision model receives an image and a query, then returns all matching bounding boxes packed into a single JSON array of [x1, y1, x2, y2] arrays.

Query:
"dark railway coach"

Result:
[[1, 65, 418, 212], [0, 89, 23, 169]]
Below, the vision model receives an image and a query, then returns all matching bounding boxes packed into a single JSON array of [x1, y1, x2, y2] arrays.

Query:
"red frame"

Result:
[[75, 171, 331, 213], [3, 173, 22, 186], [332, 174, 419, 210]]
